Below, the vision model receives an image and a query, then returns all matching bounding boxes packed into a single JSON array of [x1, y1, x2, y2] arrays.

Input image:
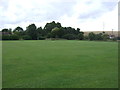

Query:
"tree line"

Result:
[[1, 21, 119, 41]]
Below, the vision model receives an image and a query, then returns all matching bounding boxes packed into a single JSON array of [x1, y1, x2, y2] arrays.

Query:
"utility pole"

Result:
[[112, 29, 114, 35], [103, 22, 105, 31]]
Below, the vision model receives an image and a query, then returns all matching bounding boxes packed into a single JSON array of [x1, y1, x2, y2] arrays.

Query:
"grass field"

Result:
[[2, 40, 118, 88]]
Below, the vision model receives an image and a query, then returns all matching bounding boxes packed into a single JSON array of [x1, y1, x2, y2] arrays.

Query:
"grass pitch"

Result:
[[2, 40, 118, 88]]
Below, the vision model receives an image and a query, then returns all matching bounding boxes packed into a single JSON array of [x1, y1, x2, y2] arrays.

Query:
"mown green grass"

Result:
[[2, 40, 118, 88]]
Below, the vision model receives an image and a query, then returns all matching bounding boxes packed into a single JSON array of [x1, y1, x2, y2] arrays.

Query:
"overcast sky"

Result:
[[0, 0, 119, 31]]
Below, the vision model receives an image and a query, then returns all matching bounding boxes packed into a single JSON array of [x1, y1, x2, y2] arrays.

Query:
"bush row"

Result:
[[2, 35, 46, 40]]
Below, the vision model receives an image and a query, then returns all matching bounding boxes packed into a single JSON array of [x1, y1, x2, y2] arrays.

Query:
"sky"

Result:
[[0, 0, 119, 31]]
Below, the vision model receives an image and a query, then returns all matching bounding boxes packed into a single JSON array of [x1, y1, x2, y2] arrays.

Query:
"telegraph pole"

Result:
[[112, 29, 114, 35], [103, 22, 105, 31]]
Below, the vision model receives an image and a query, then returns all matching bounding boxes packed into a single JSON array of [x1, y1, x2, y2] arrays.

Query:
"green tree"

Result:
[[76, 28, 80, 34], [51, 27, 60, 38], [95, 34, 103, 40], [62, 27, 78, 35], [22, 35, 32, 40], [44, 21, 62, 33], [13, 26, 24, 38], [117, 37, 120, 40], [13, 26, 23, 32], [26, 24, 37, 40], [78, 33, 84, 40], [51, 27, 64, 38], [62, 34, 77, 40], [2, 28, 12, 35], [36, 27, 46, 38], [88, 32, 96, 40], [10, 34, 19, 40], [84, 35, 89, 40], [2, 35, 10, 40], [102, 34, 109, 41]]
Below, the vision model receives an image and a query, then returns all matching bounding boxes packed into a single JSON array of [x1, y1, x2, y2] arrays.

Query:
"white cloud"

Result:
[[59, 0, 118, 31], [78, 4, 118, 31], [0, 0, 118, 31]]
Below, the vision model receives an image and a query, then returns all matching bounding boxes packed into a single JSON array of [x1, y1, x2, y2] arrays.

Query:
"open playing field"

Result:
[[2, 40, 118, 88]]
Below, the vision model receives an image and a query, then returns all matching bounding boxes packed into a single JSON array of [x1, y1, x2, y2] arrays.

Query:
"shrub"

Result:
[[102, 34, 109, 41], [84, 36, 89, 40], [10, 35, 19, 40], [2, 35, 10, 40], [77, 33, 84, 40], [111, 37, 117, 41], [46, 33, 52, 38], [117, 37, 120, 40], [95, 34, 103, 40], [37, 36, 46, 40], [62, 34, 77, 40], [88, 32, 96, 40], [22, 35, 32, 40]]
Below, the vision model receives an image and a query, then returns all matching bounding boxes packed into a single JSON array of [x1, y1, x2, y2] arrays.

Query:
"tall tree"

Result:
[[26, 24, 37, 40], [37, 27, 46, 36], [13, 26, 24, 36], [76, 28, 80, 34], [44, 21, 62, 33], [13, 26, 23, 32], [36, 27, 46, 40], [88, 32, 96, 40], [51, 27, 60, 38], [78, 33, 84, 40], [2, 28, 12, 35]]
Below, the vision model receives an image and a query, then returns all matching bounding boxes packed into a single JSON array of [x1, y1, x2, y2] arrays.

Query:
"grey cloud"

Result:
[[85, 1, 93, 5], [79, 2, 117, 20], [35, 1, 75, 20], [79, 10, 103, 19], [102, 2, 117, 11], [17, 1, 76, 22], [0, 0, 9, 10], [0, 0, 118, 29], [0, 0, 76, 26]]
